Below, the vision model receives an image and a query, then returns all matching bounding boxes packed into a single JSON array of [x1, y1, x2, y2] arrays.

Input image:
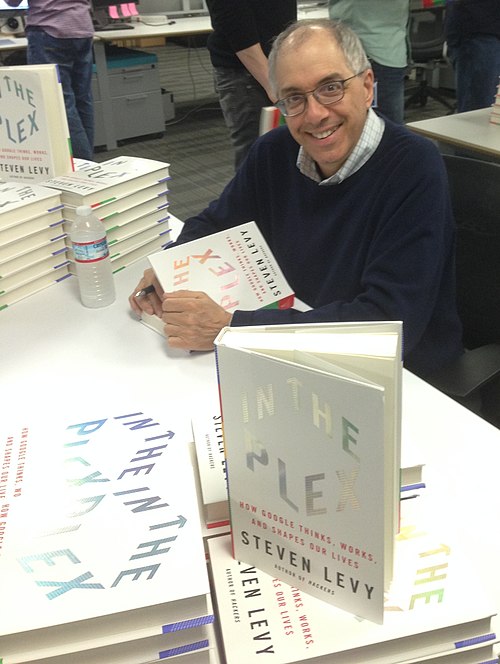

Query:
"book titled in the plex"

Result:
[[44, 156, 170, 208], [0, 408, 211, 662], [146, 220, 294, 324], [192, 405, 230, 528], [207, 533, 496, 664], [214, 321, 403, 624], [0, 65, 74, 183], [0, 180, 63, 229]]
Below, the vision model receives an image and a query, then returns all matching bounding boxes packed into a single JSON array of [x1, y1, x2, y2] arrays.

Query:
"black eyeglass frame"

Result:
[[275, 70, 367, 118]]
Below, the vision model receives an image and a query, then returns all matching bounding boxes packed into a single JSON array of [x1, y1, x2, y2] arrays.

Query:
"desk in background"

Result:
[[407, 107, 500, 160]]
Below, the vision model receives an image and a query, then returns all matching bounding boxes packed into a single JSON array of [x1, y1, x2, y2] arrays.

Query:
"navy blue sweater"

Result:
[[175, 121, 463, 379]]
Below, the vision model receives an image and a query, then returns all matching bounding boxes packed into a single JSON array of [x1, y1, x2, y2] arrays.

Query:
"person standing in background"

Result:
[[205, 0, 296, 169], [445, 0, 500, 112], [328, 0, 409, 123], [21, 0, 95, 160]]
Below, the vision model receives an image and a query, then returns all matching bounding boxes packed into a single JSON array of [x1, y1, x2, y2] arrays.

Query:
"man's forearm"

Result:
[[236, 43, 276, 102]]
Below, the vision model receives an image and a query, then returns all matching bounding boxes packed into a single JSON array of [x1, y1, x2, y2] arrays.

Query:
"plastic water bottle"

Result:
[[70, 205, 116, 308]]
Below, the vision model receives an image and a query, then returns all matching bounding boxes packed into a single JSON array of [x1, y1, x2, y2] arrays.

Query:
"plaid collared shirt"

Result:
[[297, 108, 385, 185]]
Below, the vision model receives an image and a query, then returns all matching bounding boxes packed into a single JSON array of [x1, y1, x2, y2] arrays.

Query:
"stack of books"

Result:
[[0, 406, 216, 664], [207, 526, 497, 664], [490, 77, 500, 125], [0, 181, 71, 311], [43, 156, 172, 274]]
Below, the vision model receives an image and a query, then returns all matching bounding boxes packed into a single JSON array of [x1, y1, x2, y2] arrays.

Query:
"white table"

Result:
[[407, 108, 500, 160], [1, 242, 500, 656]]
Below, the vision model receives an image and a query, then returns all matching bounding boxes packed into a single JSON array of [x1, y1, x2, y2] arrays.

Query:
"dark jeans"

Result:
[[27, 29, 94, 160], [213, 66, 271, 170], [448, 35, 500, 112], [371, 60, 406, 124]]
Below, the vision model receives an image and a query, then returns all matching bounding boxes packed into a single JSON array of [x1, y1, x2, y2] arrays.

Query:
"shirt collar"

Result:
[[297, 108, 385, 185]]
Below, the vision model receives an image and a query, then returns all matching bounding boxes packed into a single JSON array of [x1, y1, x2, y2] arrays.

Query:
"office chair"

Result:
[[405, 8, 455, 113], [426, 155, 500, 427]]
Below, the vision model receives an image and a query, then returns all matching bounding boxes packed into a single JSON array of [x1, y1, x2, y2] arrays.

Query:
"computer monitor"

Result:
[[0, 0, 29, 20], [91, 0, 137, 31]]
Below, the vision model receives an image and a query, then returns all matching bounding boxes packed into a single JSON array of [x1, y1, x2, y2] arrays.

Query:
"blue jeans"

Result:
[[27, 29, 94, 160], [213, 67, 271, 170], [448, 35, 500, 112], [371, 60, 406, 124]]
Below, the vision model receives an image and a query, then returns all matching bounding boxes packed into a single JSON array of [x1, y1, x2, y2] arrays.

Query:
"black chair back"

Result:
[[443, 154, 500, 349]]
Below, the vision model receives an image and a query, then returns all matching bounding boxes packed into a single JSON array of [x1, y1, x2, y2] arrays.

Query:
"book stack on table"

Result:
[[44, 155, 172, 274], [208, 532, 497, 664], [490, 78, 500, 125], [0, 181, 70, 311], [0, 408, 218, 664]]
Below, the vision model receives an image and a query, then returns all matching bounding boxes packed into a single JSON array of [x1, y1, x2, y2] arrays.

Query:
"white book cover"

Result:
[[192, 407, 229, 527], [0, 252, 70, 292], [60, 180, 169, 222], [0, 208, 64, 248], [106, 210, 170, 244], [0, 263, 71, 311], [214, 321, 403, 624], [207, 533, 496, 664], [44, 156, 170, 207], [7, 618, 217, 664], [0, 407, 211, 660], [147, 221, 295, 319], [0, 240, 67, 279], [0, 65, 74, 183], [0, 181, 63, 228], [0, 219, 66, 263]]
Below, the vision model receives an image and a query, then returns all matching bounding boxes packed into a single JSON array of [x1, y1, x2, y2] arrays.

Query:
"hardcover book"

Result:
[[0, 262, 71, 311], [0, 181, 63, 228], [207, 531, 496, 664], [192, 406, 229, 528], [214, 321, 403, 623], [44, 156, 170, 208], [0, 65, 74, 183], [146, 220, 295, 324], [0, 408, 211, 661]]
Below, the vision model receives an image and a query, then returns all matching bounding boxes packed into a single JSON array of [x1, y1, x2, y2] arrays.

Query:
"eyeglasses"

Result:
[[275, 71, 366, 118]]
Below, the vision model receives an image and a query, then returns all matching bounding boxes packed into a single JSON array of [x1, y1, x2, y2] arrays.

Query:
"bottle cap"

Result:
[[76, 205, 93, 216]]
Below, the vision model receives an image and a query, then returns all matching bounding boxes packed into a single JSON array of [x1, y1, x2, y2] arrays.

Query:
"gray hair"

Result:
[[268, 19, 371, 98]]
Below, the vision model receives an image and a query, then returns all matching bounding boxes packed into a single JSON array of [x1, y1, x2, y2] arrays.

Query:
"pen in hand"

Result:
[[134, 284, 156, 298]]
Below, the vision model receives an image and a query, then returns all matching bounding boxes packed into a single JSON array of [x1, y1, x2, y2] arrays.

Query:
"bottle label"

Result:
[[73, 237, 110, 264]]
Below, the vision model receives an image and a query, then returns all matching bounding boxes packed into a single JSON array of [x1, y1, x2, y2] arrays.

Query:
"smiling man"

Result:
[[130, 19, 463, 380]]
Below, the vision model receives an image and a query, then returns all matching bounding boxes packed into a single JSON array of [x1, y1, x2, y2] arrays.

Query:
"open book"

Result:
[[214, 321, 403, 624], [142, 221, 294, 336]]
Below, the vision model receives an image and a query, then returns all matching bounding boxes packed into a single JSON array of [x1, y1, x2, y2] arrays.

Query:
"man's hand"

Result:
[[162, 290, 232, 351], [129, 268, 164, 318]]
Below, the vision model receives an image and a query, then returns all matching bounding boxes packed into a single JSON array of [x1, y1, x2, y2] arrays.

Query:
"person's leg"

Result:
[[71, 38, 95, 156], [453, 35, 500, 112], [370, 60, 406, 124], [214, 67, 270, 169], [27, 30, 93, 160]]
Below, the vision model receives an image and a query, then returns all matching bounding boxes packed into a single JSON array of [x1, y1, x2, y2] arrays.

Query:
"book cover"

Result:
[[0, 241, 67, 280], [0, 181, 63, 228], [147, 220, 295, 321], [0, 64, 74, 183], [191, 400, 424, 532], [192, 406, 230, 528], [0, 220, 66, 265], [259, 106, 286, 135], [207, 532, 496, 664], [44, 156, 170, 208], [214, 321, 403, 624], [0, 408, 211, 660], [59, 180, 169, 223], [0, 262, 71, 311], [6, 617, 217, 664], [0, 252, 70, 292]]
